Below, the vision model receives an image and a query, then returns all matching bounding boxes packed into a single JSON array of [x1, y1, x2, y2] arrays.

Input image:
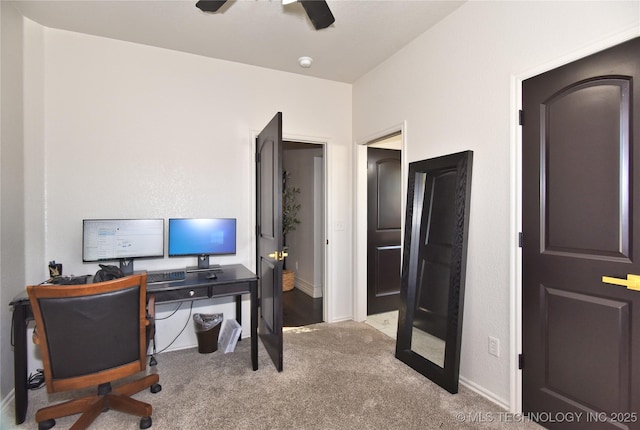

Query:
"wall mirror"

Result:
[[395, 150, 473, 394]]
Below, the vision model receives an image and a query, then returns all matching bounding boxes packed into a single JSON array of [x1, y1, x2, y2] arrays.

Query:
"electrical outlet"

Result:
[[488, 336, 500, 357]]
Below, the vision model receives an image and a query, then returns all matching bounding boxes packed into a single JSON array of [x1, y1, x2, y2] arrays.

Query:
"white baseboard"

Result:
[[459, 375, 510, 411], [2, 388, 15, 426], [295, 276, 322, 298]]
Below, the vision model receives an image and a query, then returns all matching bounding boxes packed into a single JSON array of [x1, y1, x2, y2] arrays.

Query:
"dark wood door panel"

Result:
[[373, 245, 401, 296], [543, 286, 630, 413], [259, 258, 277, 332], [376, 159, 402, 231], [542, 77, 631, 260], [367, 148, 402, 315]]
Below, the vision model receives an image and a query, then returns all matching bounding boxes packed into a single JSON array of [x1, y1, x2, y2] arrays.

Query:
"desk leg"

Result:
[[12, 305, 28, 424], [251, 282, 258, 371]]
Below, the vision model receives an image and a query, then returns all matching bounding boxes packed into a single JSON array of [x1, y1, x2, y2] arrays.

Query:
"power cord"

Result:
[[152, 301, 194, 355], [154, 302, 183, 321], [146, 300, 185, 366], [27, 369, 45, 390]]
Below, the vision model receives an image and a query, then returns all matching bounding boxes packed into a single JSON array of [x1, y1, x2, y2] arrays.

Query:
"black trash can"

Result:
[[193, 313, 223, 354]]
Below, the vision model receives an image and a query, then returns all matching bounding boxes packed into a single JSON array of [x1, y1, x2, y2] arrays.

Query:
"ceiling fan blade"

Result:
[[195, 0, 228, 13], [300, 1, 335, 30]]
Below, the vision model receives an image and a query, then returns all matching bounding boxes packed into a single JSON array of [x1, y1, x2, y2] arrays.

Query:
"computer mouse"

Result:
[[207, 273, 217, 279]]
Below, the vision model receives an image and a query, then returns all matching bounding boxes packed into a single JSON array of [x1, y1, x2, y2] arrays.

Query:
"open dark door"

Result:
[[522, 37, 640, 429], [256, 112, 284, 372]]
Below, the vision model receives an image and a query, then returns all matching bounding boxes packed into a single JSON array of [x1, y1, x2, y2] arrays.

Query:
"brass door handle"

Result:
[[268, 251, 289, 261], [602, 274, 640, 292]]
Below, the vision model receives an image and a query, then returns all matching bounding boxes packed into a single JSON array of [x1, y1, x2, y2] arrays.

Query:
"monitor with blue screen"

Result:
[[168, 218, 236, 271]]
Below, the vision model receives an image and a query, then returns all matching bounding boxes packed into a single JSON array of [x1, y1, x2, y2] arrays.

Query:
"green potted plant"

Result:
[[282, 171, 301, 291]]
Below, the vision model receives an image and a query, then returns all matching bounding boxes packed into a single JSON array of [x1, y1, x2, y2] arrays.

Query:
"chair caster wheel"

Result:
[[140, 416, 152, 429], [38, 419, 56, 430], [150, 383, 162, 393]]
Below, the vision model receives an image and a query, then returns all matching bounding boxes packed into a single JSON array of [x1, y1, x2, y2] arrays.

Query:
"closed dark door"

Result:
[[522, 37, 640, 429], [367, 148, 402, 315], [256, 112, 284, 372]]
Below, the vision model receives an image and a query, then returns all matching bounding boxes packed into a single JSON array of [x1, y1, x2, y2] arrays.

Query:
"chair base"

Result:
[[35, 374, 160, 430]]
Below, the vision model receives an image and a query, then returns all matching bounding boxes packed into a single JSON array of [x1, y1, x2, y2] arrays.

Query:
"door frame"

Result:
[[510, 29, 640, 413], [250, 130, 331, 323], [354, 122, 407, 322]]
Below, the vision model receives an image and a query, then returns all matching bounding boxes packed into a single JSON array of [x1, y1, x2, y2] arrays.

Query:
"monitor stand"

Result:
[[186, 255, 222, 273]]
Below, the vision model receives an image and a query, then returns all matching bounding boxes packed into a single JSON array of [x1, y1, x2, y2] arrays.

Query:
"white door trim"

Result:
[[353, 122, 407, 322]]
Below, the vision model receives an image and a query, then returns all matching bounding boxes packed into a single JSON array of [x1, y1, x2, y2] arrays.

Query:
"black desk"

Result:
[[9, 264, 258, 425]]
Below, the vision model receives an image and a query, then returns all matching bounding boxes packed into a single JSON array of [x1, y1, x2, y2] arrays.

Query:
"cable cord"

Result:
[[154, 302, 183, 321], [146, 301, 186, 365], [27, 369, 45, 390], [151, 301, 194, 355]]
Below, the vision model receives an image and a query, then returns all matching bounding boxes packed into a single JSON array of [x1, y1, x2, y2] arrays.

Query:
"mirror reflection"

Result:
[[411, 328, 445, 367], [396, 150, 473, 394]]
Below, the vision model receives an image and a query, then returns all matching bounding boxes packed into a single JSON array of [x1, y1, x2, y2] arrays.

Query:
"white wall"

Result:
[[353, 0, 640, 410], [0, 1, 27, 403], [284, 146, 324, 298], [20, 27, 352, 353]]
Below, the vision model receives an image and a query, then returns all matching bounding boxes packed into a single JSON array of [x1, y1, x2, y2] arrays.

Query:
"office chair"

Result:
[[27, 274, 162, 430]]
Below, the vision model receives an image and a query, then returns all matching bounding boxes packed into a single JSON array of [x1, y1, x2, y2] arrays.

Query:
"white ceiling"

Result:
[[10, 0, 465, 83]]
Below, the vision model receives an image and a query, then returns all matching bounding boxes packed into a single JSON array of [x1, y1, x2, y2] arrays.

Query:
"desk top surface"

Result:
[[10, 264, 257, 306], [147, 264, 257, 293]]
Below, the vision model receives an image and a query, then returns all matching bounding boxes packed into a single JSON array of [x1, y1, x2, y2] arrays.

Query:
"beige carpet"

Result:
[[10, 321, 543, 429]]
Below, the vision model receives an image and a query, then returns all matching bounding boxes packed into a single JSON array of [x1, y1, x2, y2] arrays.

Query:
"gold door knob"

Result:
[[601, 274, 640, 291], [268, 251, 289, 261]]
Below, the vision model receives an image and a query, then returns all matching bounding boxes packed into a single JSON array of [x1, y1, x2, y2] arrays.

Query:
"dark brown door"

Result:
[[256, 112, 284, 372], [367, 147, 402, 315], [522, 37, 640, 429]]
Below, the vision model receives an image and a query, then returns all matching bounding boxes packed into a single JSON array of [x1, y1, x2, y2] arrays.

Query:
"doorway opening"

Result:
[[360, 131, 404, 339], [282, 141, 325, 328]]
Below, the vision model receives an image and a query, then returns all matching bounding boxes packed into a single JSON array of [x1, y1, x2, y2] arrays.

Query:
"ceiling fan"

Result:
[[195, 0, 335, 30]]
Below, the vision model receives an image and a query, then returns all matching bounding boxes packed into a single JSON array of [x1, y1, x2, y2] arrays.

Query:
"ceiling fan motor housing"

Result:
[[300, 1, 335, 30], [195, 0, 335, 30], [195, 0, 227, 13]]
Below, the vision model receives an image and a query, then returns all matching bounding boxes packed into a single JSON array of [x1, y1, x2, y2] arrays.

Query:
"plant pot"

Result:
[[283, 270, 295, 291]]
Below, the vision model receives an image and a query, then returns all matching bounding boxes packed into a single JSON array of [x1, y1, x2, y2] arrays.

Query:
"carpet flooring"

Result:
[[9, 321, 543, 430]]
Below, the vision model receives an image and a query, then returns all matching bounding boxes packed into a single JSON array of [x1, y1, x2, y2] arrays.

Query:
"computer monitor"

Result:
[[168, 218, 236, 271], [83, 219, 165, 275]]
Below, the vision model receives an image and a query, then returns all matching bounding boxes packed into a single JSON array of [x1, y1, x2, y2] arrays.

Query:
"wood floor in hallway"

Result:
[[283, 288, 322, 327]]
